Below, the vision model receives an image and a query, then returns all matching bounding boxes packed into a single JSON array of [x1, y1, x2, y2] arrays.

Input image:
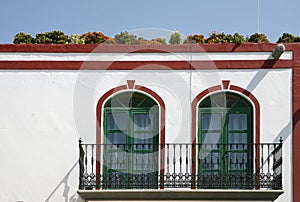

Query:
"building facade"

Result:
[[0, 44, 299, 202]]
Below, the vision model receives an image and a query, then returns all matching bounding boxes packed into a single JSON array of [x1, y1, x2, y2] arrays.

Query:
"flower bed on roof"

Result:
[[12, 30, 300, 45]]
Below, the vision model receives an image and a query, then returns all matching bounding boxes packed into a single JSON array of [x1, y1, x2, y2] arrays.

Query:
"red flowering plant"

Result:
[[183, 34, 205, 44], [80, 32, 108, 44], [206, 31, 228, 44]]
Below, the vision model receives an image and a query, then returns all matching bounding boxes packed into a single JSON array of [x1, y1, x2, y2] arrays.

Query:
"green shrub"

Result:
[[35, 30, 70, 44], [169, 31, 182, 44], [151, 38, 167, 44], [103, 37, 118, 44], [137, 38, 155, 45], [219, 33, 245, 44], [277, 33, 300, 43], [114, 31, 138, 44], [80, 32, 108, 44], [277, 33, 294, 43], [136, 37, 167, 45], [247, 33, 269, 43], [230, 33, 246, 44], [70, 34, 85, 44], [13, 32, 35, 44]]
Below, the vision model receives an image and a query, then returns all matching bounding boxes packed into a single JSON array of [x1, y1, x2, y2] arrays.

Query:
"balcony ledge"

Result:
[[78, 189, 283, 201]]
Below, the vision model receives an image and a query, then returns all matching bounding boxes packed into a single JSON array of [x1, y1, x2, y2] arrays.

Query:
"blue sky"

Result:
[[0, 0, 299, 44]]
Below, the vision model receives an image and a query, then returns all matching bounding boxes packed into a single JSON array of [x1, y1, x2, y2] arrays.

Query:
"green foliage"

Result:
[[277, 33, 300, 43], [80, 32, 108, 44], [103, 37, 118, 44], [11, 30, 300, 44], [183, 34, 205, 44], [35, 30, 70, 44], [114, 31, 138, 44], [137, 37, 150, 44], [220, 33, 245, 44], [169, 31, 182, 44], [70, 34, 85, 44], [247, 33, 269, 43], [183, 33, 245, 44], [230, 33, 246, 44], [136, 37, 167, 45], [151, 38, 167, 44], [137, 38, 155, 45], [13, 32, 35, 44], [206, 32, 227, 44]]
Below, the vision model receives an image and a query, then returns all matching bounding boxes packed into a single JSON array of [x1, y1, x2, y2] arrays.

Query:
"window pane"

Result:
[[202, 113, 222, 130], [202, 133, 221, 144], [134, 132, 155, 140], [229, 133, 248, 144], [211, 93, 226, 107], [229, 114, 247, 130], [229, 133, 248, 149], [107, 132, 127, 145], [134, 114, 153, 131], [134, 132, 154, 149], [108, 112, 127, 130]]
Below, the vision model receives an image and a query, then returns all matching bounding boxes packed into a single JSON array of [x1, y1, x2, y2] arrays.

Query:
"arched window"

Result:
[[103, 91, 159, 189], [197, 91, 253, 188]]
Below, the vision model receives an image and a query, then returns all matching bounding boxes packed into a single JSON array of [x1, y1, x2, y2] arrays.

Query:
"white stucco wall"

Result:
[[0, 68, 292, 202]]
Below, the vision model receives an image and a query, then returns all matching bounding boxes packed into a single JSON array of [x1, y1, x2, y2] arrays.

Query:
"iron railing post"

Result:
[[78, 138, 85, 190]]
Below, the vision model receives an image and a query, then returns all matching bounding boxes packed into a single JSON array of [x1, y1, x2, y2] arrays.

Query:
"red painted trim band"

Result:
[[0, 43, 295, 53], [0, 60, 293, 70]]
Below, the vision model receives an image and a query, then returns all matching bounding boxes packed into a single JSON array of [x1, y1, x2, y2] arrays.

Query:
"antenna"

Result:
[[257, 0, 260, 33]]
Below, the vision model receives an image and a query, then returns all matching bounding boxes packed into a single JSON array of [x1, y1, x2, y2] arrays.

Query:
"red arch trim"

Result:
[[95, 84, 166, 189], [191, 84, 260, 188]]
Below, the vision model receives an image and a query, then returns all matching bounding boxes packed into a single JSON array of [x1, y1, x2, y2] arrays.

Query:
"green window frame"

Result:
[[103, 92, 159, 189], [198, 92, 253, 189]]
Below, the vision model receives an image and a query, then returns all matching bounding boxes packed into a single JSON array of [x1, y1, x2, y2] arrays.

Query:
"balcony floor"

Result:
[[78, 189, 283, 202]]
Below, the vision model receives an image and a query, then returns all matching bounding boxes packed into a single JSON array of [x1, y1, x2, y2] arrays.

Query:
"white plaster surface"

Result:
[[0, 51, 293, 61], [0, 68, 292, 202]]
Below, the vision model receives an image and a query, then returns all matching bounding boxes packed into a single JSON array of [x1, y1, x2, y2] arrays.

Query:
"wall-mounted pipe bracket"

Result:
[[272, 44, 285, 59]]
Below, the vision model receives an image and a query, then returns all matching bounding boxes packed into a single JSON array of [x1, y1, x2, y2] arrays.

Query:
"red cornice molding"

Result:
[[0, 43, 297, 53], [0, 60, 294, 70], [0, 43, 295, 70]]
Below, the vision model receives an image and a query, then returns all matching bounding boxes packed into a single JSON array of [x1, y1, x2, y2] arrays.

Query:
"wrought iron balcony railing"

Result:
[[78, 139, 283, 190]]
